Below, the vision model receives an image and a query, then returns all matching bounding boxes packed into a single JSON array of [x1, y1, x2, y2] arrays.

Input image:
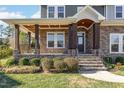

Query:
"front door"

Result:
[[77, 32, 85, 53]]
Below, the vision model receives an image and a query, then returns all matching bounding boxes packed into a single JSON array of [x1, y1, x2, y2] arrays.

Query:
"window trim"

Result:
[[47, 32, 65, 48], [110, 33, 124, 54], [47, 5, 65, 18], [115, 5, 124, 19]]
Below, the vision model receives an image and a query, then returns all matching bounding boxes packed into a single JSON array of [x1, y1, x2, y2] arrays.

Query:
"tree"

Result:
[[0, 25, 13, 46]]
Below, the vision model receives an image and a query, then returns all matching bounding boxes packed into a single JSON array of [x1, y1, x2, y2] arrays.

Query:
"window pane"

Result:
[[57, 33, 64, 47], [111, 44, 119, 52], [116, 6, 122, 18], [116, 6, 122, 12], [111, 35, 119, 44], [116, 13, 122, 18], [58, 7, 64, 18], [48, 7, 55, 18], [48, 33, 54, 47]]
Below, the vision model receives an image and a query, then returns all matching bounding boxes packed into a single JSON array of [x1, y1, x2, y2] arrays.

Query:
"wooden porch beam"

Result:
[[28, 32, 31, 53], [34, 24, 40, 54], [14, 24, 20, 53]]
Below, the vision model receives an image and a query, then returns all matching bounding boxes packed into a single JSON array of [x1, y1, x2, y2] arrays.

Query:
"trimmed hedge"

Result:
[[64, 57, 78, 72], [103, 57, 113, 64], [31, 58, 41, 66], [19, 57, 30, 66], [5, 57, 16, 67], [41, 57, 53, 72], [103, 57, 115, 70], [115, 57, 124, 65], [53, 59, 66, 72]]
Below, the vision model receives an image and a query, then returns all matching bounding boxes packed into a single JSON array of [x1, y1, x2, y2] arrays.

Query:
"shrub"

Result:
[[31, 58, 41, 66], [41, 57, 52, 72], [53, 59, 66, 72], [3, 66, 41, 74], [64, 57, 78, 72], [19, 57, 30, 66], [115, 57, 124, 65], [0, 47, 13, 59], [5, 57, 16, 67], [0, 61, 2, 67], [103, 57, 113, 64]]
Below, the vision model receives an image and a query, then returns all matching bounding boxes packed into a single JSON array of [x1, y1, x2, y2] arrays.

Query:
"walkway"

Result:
[[81, 71, 124, 83]]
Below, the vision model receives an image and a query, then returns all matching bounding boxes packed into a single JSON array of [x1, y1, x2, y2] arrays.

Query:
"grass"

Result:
[[113, 70, 124, 76], [1, 73, 124, 88]]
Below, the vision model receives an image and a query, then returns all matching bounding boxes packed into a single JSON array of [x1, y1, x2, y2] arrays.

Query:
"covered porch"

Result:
[[1, 6, 105, 58]]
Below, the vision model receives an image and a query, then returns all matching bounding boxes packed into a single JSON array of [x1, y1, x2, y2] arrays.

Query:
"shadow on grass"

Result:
[[0, 72, 21, 88]]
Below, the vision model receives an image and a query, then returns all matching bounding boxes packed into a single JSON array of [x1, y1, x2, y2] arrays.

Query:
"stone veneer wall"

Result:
[[39, 28, 93, 54], [100, 26, 124, 58], [40, 29, 68, 53]]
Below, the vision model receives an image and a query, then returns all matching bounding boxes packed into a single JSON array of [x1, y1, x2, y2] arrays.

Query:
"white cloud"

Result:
[[0, 11, 26, 19], [31, 10, 40, 18]]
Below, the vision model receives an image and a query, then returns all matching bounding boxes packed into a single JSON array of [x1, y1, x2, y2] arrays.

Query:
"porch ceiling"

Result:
[[1, 18, 76, 25]]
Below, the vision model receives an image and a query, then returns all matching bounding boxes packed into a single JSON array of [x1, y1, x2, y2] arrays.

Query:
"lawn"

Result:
[[113, 70, 124, 76], [1, 73, 124, 88]]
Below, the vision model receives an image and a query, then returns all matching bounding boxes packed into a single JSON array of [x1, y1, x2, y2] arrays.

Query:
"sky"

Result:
[[0, 5, 40, 18], [0, 5, 41, 38]]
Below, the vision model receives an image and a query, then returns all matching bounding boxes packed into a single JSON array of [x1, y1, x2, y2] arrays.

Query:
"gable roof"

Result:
[[72, 5, 105, 22]]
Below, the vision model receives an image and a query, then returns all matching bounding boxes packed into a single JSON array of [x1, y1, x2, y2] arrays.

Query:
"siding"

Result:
[[41, 5, 47, 18], [92, 6, 105, 16], [65, 5, 84, 17], [41, 5, 105, 18], [106, 5, 115, 20]]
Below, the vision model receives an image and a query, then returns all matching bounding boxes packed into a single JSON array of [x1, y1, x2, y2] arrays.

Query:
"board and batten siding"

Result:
[[41, 5, 105, 18], [106, 5, 115, 20]]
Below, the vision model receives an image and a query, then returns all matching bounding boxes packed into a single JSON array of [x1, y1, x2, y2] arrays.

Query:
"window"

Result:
[[48, 6, 55, 18], [47, 32, 65, 48], [116, 6, 123, 18], [47, 6, 65, 18], [58, 6, 64, 18], [110, 33, 124, 53], [47, 33, 54, 47]]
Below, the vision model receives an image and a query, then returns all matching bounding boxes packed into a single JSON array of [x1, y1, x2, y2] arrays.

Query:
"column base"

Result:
[[68, 49, 77, 56], [13, 49, 20, 60]]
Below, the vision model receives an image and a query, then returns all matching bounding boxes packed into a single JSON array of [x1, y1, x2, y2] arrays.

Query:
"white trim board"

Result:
[[47, 5, 65, 19], [47, 32, 65, 49], [110, 33, 124, 54]]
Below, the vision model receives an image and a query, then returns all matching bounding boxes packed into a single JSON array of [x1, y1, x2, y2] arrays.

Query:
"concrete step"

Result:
[[79, 61, 103, 64], [78, 64, 104, 67], [78, 58, 101, 61], [79, 67, 107, 71]]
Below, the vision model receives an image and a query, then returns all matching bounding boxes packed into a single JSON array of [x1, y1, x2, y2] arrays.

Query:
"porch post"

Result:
[[14, 24, 20, 55], [93, 23, 100, 55], [34, 24, 40, 54], [28, 32, 31, 53], [68, 23, 77, 56]]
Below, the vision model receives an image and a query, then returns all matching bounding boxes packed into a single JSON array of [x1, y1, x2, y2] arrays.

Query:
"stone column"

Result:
[[28, 32, 31, 53], [93, 23, 100, 55], [68, 23, 77, 56], [34, 24, 40, 54], [14, 24, 20, 55]]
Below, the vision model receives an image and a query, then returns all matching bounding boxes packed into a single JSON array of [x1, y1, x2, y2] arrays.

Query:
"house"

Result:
[[1, 5, 124, 60]]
